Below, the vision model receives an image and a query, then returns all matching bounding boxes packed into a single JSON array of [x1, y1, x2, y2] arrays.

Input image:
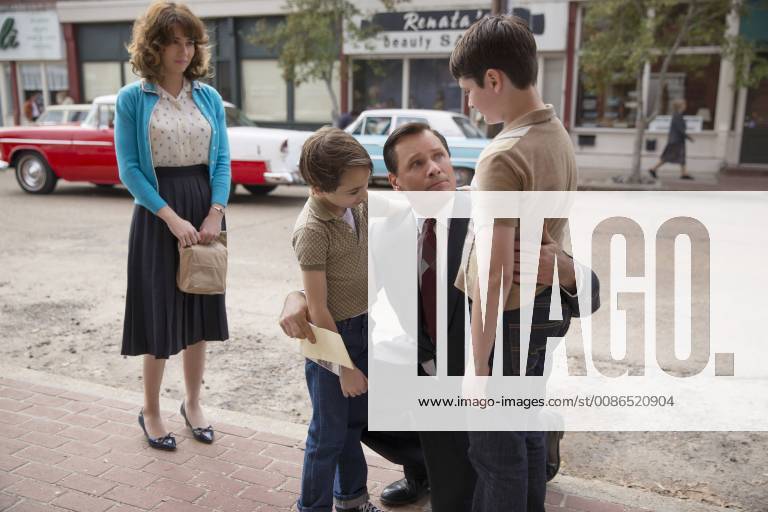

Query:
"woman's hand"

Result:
[[199, 208, 223, 244], [167, 216, 200, 247], [339, 366, 368, 398]]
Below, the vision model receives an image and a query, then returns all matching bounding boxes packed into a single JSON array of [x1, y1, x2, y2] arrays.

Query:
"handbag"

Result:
[[177, 231, 228, 295]]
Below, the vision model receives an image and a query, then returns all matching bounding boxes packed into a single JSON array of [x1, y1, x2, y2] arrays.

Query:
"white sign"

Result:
[[507, 2, 569, 52], [345, 30, 471, 55], [345, 3, 569, 56], [0, 11, 63, 61]]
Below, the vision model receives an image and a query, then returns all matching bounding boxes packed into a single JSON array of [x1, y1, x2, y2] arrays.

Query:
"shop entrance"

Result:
[[740, 55, 768, 164]]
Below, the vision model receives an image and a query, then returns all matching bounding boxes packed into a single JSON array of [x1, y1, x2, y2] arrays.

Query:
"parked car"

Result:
[[35, 104, 91, 126], [0, 95, 312, 196], [344, 109, 490, 186]]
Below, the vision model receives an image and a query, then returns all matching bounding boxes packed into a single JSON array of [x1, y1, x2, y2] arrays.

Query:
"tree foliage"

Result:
[[579, 0, 768, 181], [248, 0, 405, 123]]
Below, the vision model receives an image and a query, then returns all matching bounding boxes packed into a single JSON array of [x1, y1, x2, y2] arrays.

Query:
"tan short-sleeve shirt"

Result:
[[292, 196, 368, 321], [456, 105, 578, 311]]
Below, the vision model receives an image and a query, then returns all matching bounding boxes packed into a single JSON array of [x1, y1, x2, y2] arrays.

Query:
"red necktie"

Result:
[[421, 218, 437, 345]]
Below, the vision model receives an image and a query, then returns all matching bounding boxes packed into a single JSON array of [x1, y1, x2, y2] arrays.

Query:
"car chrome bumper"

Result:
[[264, 171, 304, 185], [0, 160, 9, 170]]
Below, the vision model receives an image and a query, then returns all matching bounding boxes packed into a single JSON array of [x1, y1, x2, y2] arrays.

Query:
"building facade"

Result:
[[0, 0, 763, 171]]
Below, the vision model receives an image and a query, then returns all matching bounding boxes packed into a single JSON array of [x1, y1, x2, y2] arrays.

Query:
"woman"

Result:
[[649, 98, 694, 180], [115, 0, 231, 450]]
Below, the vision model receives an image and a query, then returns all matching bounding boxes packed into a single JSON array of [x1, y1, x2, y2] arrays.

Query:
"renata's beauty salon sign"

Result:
[[0, 11, 63, 61], [344, 9, 489, 55], [344, 3, 569, 56]]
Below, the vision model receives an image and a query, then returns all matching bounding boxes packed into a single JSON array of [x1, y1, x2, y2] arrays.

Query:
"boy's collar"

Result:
[[502, 104, 556, 133], [308, 195, 340, 221]]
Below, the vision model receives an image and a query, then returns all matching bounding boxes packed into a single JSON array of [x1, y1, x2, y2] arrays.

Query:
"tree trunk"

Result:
[[628, 69, 646, 183], [325, 75, 340, 124]]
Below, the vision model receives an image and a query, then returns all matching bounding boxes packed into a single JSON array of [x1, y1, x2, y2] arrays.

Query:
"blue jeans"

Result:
[[470, 288, 571, 512], [298, 314, 369, 512], [468, 431, 546, 512]]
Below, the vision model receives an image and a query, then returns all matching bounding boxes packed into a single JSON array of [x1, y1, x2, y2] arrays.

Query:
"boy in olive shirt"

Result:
[[450, 15, 578, 512]]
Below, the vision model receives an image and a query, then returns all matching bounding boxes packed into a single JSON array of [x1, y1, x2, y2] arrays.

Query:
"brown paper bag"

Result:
[[177, 232, 228, 295]]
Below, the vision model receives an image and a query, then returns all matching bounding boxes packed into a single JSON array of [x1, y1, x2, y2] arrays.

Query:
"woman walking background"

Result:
[[649, 98, 695, 180], [114, 0, 231, 450]]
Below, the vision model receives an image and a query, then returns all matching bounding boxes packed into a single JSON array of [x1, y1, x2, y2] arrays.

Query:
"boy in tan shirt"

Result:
[[450, 14, 578, 512]]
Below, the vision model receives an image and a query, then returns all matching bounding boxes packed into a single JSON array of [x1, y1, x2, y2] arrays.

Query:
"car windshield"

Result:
[[225, 106, 257, 127], [452, 116, 485, 138]]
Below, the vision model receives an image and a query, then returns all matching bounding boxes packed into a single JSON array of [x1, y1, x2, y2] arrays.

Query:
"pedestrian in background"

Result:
[[114, 0, 231, 451], [649, 98, 694, 180]]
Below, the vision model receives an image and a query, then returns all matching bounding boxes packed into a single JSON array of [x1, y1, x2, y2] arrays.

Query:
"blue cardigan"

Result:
[[114, 79, 231, 214]]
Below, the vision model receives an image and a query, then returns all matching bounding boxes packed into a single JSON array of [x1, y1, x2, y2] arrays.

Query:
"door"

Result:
[[740, 65, 768, 164], [69, 103, 118, 182]]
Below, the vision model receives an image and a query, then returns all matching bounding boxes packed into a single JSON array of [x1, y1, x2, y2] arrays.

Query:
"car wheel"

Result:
[[244, 185, 277, 195], [15, 152, 57, 194], [454, 167, 474, 188]]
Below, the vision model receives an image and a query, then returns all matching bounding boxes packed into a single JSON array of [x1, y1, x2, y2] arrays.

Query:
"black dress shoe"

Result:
[[380, 477, 429, 506], [546, 430, 564, 481], [138, 409, 176, 451], [180, 401, 214, 444]]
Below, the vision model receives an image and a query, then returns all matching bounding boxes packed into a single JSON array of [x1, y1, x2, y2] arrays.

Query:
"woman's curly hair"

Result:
[[127, 1, 211, 83]]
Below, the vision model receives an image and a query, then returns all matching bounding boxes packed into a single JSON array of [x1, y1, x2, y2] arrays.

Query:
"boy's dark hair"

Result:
[[299, 126, 372, 191], [449, 15, 538, 89], [383, 123, 451, 175]]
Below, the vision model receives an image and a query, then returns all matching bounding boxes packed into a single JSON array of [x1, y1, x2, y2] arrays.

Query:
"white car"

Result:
[[223, 102, 312, 194]]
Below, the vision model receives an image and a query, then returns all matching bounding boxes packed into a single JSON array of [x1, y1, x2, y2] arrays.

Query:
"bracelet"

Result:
[[211, 205, 225, 216]]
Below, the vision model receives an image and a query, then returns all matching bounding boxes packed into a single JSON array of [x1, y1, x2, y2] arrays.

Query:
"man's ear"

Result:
[[387, 172, 400, 191]]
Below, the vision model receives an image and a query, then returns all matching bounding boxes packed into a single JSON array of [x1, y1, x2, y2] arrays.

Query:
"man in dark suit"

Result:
[[279, 123, 600, 511]]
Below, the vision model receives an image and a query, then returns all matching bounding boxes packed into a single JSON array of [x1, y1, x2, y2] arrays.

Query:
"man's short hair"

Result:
[[383, 122, 451, 175], [299, 126, 372, 192], [449, 15, 538, 89]]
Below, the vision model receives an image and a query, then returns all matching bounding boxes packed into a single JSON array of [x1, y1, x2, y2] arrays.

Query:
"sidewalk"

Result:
[[0, 366, 733, 512], [578, 167, 768, 191]]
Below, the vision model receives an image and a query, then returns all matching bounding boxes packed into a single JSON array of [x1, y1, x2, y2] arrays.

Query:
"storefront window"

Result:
[[542, 57, 565, 119], [575, 74, 639, 128], [241, 59, 287, 121], [294, 65, 340, 123], [352, 60, 403, 112], [408, 58, 461, 112], [648, 55, 720, 130], [83, 62, 122, 102], [123, 62, 140, 85]]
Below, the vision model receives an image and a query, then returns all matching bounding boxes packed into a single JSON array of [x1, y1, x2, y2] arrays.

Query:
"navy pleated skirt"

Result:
[[121, 164, 229, 359]]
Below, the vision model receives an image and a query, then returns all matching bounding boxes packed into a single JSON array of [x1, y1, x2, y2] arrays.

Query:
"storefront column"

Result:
[[40, 62, 50, 109], [63, 24, 81, 103], [715, 8, 741, 166], [536, 55, 544, 97], [10, 62, 19, 126], [15, 64, 25, 124], [402, 57, 410, 109], [0, 64, 10, 127]]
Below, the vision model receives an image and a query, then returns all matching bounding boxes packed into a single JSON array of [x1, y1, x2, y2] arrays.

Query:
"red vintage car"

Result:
[[0, 95, 310, 196]]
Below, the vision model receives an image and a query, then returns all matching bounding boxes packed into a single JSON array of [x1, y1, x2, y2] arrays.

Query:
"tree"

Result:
[[579, 0, 768, 183], [248, 0, 404, 124]]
